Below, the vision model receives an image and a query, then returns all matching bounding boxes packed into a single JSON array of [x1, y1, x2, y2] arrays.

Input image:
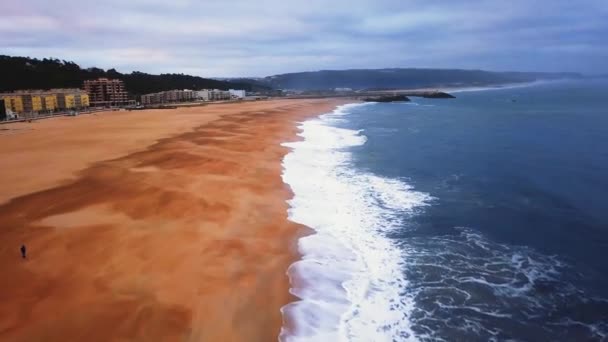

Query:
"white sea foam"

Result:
[[279, 103, 432, 342]]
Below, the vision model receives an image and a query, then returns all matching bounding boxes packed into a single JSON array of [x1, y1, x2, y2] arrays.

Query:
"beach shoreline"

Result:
[[0, 98, 351, 341]]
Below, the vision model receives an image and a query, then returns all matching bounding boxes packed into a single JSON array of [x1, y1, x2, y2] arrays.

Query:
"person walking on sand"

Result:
[[20, 245, 26, 259]]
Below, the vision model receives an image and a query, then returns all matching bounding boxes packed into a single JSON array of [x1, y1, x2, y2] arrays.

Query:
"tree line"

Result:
[[0, 55, 268, 97]]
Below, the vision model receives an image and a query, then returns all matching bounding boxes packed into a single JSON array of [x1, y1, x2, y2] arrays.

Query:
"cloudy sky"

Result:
[[1, 0, 607, 77]]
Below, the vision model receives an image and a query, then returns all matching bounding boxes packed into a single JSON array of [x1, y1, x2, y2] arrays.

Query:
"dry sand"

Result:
[[0, 99, 350, 341]]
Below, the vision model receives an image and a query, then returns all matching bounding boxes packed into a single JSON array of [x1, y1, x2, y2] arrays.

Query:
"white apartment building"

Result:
[[196, 89, 232, 101], [229, 89, 246, 99], [141, 89, 196, 105]]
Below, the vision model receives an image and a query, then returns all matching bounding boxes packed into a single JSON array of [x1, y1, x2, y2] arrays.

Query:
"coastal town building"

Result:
[[1, 95, 24, 114], [43, 94, 58, 111], [83, 78, 130, 107], [141, 89, 197, 106], [141, 88, 247, 105], [21, 94, 43, 113], [55, 90, 90, 110], [0, 89, 90, 119], [229, 89, 246, 99], [196, 89, 232, 101]]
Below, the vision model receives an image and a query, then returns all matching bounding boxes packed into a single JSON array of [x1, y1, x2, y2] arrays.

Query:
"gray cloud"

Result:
[[1, 0, 607, 76]]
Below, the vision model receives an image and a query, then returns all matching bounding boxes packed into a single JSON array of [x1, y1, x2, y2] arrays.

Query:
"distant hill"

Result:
[[1, 56, 584, 95], [0, 55, 269, 96], [262, 68, 583, 90]]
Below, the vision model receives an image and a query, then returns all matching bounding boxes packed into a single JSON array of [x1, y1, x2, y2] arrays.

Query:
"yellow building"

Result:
[[64, 95, 76, 109], [80, 94, 90, 107], [1, 95, 24, 113], [1, 89, 88, 115], [54, 90, 89, 110], [43, 95, 58, 111], [30, 96, 43, 112]]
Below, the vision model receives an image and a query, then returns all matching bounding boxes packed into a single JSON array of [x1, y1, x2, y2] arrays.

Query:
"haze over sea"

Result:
[[282, 79, 608, 341]]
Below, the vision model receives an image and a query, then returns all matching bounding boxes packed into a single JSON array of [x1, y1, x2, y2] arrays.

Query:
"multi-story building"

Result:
[[0, 89, 89, 118], [73, 93, 89, 108], [0, 93, 38, 118], [64, 95, 76, 109], [83, 78, 130, 107], [141, 89, 197, 106], [141, 93, 160, 106], [81, 94, 90, 107], [196, 89, 232, 101], [1, 95, 24, 114], [53, 89, 89, 111], [42, 95, 58, 111], [21, 94, 43, 113], [229, 89, 246, 99], [0, 97, 19, 121]]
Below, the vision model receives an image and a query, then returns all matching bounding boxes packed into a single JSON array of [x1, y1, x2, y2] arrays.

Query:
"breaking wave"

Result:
[[279, 103, 432, 341]]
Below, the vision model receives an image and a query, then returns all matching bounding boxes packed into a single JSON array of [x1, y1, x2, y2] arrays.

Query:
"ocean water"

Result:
[[281, 79, 608, 341]]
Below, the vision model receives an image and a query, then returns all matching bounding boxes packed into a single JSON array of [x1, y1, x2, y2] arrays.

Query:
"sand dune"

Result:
[[0, 99, 349, 341]]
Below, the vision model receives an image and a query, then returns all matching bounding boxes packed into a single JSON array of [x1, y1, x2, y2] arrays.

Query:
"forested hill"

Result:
[[0, 55, 268, 95], [263, 68, 583, 90], [2, 55, 584, 94]]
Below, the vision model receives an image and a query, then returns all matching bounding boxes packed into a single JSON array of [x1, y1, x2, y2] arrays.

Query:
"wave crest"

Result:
[[280, 103, 432, 341]]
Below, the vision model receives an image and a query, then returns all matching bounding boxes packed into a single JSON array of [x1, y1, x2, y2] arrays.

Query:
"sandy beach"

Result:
[[0, 99, 349, 341]]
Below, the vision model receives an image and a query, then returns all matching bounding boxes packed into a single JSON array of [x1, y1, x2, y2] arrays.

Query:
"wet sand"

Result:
[[0, 99, 349, 341]]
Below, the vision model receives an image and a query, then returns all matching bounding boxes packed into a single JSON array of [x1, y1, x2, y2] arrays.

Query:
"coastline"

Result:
[[280, 102, 433, 341], [0, 99, 351, 341]]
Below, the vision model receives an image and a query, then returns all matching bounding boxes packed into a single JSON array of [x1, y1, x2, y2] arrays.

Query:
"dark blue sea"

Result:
[[281, 79, 608, 342]]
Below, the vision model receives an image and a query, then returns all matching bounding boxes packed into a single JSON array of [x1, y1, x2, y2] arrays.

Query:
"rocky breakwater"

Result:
[[362, 94, 411, 102], [408, 90, 456, 98]]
